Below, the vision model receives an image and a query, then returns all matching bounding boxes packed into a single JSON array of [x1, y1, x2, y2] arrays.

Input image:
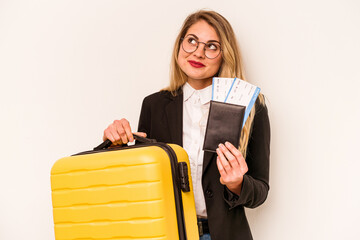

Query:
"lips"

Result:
[[188, 60, 205, 68]]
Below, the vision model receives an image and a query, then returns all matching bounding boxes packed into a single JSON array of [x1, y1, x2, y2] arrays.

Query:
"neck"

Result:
[[187, 78, 212, 90]]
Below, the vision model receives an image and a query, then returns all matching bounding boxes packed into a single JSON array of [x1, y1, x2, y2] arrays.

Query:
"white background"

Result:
[[1, 0, 360, 239]]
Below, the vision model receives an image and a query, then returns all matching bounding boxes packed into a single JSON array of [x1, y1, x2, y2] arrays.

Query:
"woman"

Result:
[[103, 10, 270, 240]]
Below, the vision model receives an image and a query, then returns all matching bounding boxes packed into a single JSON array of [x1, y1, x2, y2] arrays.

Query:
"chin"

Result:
[[181, 65, 217, 82], [185, 71, 209, 80]]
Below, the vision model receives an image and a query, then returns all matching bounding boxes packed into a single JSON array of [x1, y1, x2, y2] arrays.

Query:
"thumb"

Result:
[[134, 132, 147, 138], [219, 177, 225, 185]]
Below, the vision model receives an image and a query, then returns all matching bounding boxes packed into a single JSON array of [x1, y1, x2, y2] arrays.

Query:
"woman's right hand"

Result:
[[103, 118, 146, 145]]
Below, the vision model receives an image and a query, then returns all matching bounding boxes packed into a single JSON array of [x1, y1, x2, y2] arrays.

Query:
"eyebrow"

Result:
[[186, 34, 221, 44]]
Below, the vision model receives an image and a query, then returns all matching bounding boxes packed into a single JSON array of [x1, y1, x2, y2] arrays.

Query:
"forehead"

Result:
[[185, 20, 220, 42]]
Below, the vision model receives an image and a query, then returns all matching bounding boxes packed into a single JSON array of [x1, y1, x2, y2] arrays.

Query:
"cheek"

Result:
[[211, 57, 223, 73], [177, 50, 190, 69], [178, 48, 188, 60]]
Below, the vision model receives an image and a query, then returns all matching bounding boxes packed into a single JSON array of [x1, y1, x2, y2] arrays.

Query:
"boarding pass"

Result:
[[211, 77, 261, 127]]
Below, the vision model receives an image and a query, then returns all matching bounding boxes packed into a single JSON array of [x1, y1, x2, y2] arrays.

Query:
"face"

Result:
[[178, 20, 222, 89]]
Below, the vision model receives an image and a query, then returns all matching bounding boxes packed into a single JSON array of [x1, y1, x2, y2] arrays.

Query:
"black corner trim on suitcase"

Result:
[[72, 142, 189, 240]]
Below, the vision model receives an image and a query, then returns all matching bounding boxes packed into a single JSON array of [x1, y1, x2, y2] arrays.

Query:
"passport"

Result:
[[203, 101, 245, 152]]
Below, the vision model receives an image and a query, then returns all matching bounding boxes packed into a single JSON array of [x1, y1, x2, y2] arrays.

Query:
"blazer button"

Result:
[[205, 189, 213, 198]]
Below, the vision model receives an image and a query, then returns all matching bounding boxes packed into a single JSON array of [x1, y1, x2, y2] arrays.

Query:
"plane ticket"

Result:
[[211, 77, 261, 127], [211, 77, 235, 102]]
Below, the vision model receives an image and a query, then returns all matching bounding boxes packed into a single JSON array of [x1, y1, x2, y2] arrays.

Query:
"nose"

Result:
[[193, 42, 206, 58]]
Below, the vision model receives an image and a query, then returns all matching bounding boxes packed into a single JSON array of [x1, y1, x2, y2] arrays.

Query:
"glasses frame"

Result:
[[180, 35, 222, 59]]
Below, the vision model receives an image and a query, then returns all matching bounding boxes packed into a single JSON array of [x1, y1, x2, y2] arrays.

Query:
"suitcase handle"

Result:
[[93, 134, 156, 151]]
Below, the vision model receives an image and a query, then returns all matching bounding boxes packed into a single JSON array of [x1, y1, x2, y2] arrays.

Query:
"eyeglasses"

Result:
[[181, 35, 222, 59]]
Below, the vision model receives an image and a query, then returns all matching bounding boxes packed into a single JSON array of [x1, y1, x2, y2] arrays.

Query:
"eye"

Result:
[[207, 43, 219, 51], [187, 37, 197, 45]]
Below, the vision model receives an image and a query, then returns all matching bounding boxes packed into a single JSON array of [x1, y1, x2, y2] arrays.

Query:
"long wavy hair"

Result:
[[163, 10, 264, 158]]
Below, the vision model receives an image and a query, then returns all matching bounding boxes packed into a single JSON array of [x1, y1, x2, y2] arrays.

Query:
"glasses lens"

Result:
[[205, 43, 221, 59], [182, 36, 198, 53]]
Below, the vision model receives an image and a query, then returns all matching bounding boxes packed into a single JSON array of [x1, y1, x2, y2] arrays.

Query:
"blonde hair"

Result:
[[164, 10, 264, 158]]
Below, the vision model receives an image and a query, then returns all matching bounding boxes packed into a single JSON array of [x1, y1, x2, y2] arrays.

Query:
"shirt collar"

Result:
[[183, 82, 195, 102], [182, 82, 212, 105]]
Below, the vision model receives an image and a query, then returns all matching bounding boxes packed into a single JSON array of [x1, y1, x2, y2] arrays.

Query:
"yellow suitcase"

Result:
[[51, 136, 199, 240]]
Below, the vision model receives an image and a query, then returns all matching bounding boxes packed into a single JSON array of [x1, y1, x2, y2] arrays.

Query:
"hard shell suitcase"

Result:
[[51, 136, 199, 240]]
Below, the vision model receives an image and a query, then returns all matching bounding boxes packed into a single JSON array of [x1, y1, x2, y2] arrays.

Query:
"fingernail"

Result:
[[219, 143, 225, 149], [225, 141, 231, 147], [216, 148, 220, 153]]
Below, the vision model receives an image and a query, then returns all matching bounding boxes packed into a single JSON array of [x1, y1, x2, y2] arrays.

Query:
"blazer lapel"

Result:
[[203, 151, 216, 174], [165, 92, 183, 146]]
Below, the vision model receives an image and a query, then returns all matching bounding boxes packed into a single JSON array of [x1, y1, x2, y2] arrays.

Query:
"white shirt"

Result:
[[182, 82, 212, 218]]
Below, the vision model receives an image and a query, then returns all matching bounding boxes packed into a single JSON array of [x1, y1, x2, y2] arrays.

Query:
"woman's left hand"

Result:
[[216, 141, 248, 196]]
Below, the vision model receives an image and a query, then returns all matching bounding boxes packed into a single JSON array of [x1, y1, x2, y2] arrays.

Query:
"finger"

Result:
[[103, 129, 115, 142], [113, 120, 128, 144], [225, 141, 246, 167], [216, 147, 231, 173], [105, 125, 122, 144], [216, 157, 227, 176], [120, 119, 133, 142], [109, 124, 122, 144], [103, 132, 107, 142], [225, 141, 243, 159], [134, 132, 147, 138], [219, 143, 239, 168], [119, 128, 128, 144], [219, 177, 225, 185], [110, 132, 122, 145], [216, 157, 226, 185]]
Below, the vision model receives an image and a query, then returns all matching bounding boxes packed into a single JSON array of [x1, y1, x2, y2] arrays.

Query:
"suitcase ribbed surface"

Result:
[[51, 144, 198, 240]]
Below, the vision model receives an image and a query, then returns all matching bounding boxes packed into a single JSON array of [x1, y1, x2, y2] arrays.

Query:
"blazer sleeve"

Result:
[[137, 96, 152, 137], [224, 101, 271, 209]]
